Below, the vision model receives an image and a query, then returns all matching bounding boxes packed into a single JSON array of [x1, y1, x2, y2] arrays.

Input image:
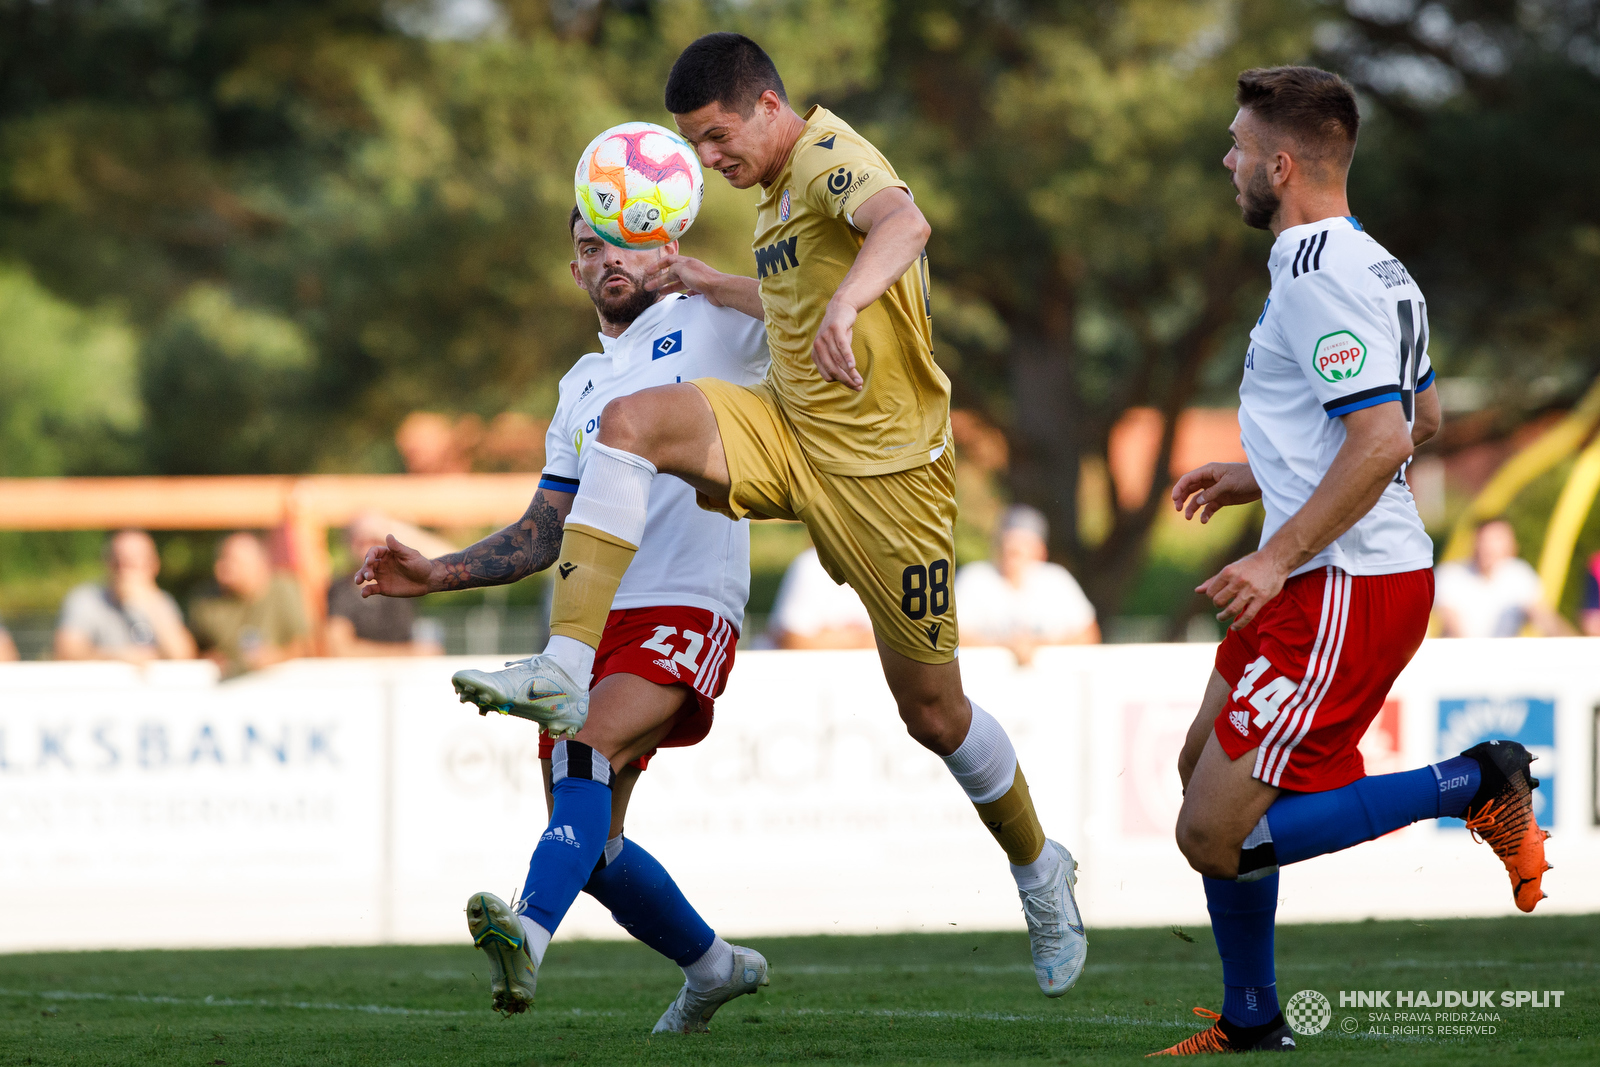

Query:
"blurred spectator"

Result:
[[325, 513, 449, 657], [1434, 519, 1574, 637], [190, 532, 311, 677], [395, 412, 474, 474], [54, 529, 197, 662], [0, 616, 17, 661], [955, 505, 1099, 664], [1580, 550, 1600, 637], [768, 548, 875, 650], [395, 411, 547, 474]]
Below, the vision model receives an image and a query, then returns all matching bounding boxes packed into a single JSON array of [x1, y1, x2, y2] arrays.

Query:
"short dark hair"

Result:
[[569, 204, 584, 238], [1236, 66, 1359, 168], [664, 32, 786, 116]]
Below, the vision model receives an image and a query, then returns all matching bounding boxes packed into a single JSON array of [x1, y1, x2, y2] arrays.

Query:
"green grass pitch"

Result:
[[2, 916, 1593, 1065]]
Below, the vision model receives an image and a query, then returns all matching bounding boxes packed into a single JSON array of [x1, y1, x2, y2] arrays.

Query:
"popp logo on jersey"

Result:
[[1313, 330, 1368, 382]]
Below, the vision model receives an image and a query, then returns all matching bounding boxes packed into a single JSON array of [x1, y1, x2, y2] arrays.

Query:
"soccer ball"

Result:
[[574, 121, 704, 250]]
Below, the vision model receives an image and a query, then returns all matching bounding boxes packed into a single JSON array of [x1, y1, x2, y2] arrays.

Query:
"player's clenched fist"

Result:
[[1172, 462, 1261, 524], [355, 534, 433, 598], [812, 298, 864, 391]]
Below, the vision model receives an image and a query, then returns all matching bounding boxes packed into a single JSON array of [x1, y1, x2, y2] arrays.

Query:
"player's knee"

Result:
[[895, 694, 965, 756], [595, 395, 651, 453], [1175, 813, 1238, 879]]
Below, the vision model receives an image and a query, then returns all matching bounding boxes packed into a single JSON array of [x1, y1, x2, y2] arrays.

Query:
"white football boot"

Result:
[[651, 946, 770, 1033], [1020, 839, 1088, 997], [465, 891, 537, 1015], [452, 655, 588, 739]]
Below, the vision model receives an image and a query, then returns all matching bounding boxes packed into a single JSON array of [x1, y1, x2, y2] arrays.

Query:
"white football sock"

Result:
[[602, 833, 626, 867], [941, 701, 1018, 804], [566, 440, 656, 546], [681, 936, 735, 992], [1009, 847, 1060, 891], [544, 634, 596, 690], [518, 915, 553, 967]]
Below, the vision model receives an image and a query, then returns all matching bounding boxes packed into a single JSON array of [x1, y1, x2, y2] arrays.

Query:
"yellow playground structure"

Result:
[[1443, 376, 1600, 608]]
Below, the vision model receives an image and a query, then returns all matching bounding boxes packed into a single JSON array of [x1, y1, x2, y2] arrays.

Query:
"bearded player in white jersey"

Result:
[[1151, 67, 1551, 1056], [356, 205, 773, 1033]]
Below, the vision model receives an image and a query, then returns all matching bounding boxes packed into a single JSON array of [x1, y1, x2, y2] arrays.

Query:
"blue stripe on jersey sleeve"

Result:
[[1417, 367, 1436, 392], [1323, 387, 1401, 419], [539, 472, 580, 492]]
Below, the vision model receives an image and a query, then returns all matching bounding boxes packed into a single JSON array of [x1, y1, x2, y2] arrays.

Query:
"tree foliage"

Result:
[[1, 0, 1596, 614], [0, 264, 140, 475]]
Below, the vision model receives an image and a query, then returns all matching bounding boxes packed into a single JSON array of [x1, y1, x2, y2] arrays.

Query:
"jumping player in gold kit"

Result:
[[452, 32, 1088, 995]]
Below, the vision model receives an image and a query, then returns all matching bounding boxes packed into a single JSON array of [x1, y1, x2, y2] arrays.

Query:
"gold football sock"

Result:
[[547, 523, 639, 648], [973, 765, 1046, 866]]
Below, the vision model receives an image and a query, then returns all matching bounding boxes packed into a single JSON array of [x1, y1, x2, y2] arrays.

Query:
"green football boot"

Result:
[[465, 891, 537, 1015]]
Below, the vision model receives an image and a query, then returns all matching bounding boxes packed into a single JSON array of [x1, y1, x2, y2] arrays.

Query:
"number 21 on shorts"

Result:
[[641, 625, 704, 674]]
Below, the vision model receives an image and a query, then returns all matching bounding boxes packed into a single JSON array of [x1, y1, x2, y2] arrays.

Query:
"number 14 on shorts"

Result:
[[1232, 655, 1298, 728]]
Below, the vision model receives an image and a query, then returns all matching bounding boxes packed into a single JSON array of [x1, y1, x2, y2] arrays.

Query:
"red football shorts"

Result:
[[1213, 565, 1432, 791], [537, 605, 738, 771]]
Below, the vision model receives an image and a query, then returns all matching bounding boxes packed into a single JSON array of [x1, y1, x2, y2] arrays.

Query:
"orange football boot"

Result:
[[1459, 740, 1551, 913], [1146, 1007, 1295, 1056]]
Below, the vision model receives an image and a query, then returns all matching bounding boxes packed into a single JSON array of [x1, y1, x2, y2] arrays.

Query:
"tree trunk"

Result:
[[1006, 322, 1085, 575]]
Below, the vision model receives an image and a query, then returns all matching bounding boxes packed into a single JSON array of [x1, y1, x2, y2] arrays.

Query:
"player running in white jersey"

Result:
[[356, 206, 772, 1033], [1151, 67, 1550, 1056]]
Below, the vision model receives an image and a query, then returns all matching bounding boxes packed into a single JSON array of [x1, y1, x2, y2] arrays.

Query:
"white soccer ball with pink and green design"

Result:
[[574, 122, 704, 250]]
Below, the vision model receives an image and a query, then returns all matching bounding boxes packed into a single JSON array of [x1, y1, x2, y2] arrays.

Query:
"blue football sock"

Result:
[[1264, 756, 1481, 868], [518, 741, 613, 937], [584, 835, 716, 966], [1432, 754, 1482, 818], [1204, 873, 1279, 1029]]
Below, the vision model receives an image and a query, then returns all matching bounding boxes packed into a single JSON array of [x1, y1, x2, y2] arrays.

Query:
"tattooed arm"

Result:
[[355, 490, 575, 598], [430, 489, 572, 591]]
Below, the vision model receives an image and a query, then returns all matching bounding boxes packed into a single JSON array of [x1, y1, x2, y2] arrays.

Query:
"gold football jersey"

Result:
[[752, 107, 949, 476]]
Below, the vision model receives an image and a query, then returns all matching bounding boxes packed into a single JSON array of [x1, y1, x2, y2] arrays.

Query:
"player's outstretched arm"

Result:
[[644, 254, 764, 320], [356, 489, 574, 598], [1172, 462, 1261, 524], [1198, 403, 1413, 629], [812, 187, 931, 392]]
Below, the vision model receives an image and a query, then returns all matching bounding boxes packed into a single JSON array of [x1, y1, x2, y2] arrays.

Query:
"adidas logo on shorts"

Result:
[[1229, 710, 1251, 736]]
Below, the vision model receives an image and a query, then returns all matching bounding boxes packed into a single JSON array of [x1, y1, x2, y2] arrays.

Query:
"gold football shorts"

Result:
[[690, 377, 958, 663]]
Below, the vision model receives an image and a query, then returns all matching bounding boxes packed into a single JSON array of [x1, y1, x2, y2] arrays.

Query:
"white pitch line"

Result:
[[780, 1007, 1194, 1028], [0, 987, 633, 1020], [0, 988, 510, 1018], [0, 988, 1182, 1029], [780, 1008, 1437, 1044]]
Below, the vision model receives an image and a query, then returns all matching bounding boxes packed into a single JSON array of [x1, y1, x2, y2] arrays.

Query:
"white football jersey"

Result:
[[1240, 215, 1435, 578], [542, 293, 769, 628]]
